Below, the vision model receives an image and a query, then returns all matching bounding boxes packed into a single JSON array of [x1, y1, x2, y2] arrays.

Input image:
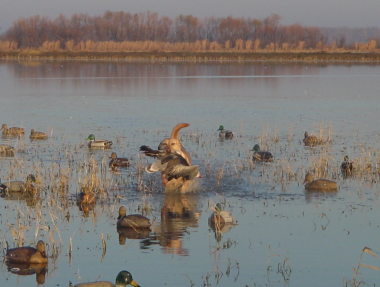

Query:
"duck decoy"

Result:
[[29, 129, 48, 140], [217, 125, 233, 139], [86, 134, 112, 149], [341, 155, 354, 173], [6, 240, 48, 263], [303, 131, 319, 147], [0, 174, 39, 197], [250, 144, 273, 162], [0, 144, 15, 156], [73, 270, 140, 287], [109, 152, 130, 169], [209, 203, 234, 227], [303, 173, 338, 190], [145, 152, 201, 183], [117, 206, 151, 229], [77, 186, 96, 205], [1, 124, 25, 135]]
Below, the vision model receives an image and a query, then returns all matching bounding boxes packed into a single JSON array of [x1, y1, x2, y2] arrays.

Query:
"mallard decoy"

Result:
[[209, 203, 234, 226], [77, 186, 96, 205], [1, 124, 25, 135], [6, 240, 48, 263], [109, 152, 130, 169], [29, 129, 48, 140], [250, 144, 273, 162], [0, 174, 39, 196], [341, 155, 354, 173], [303, 173, 338, 190], [217, 125, 233, 139], [0, 144, 15, 156], [73, 270, 140, 287], [117, 206, 151, 229], [145, 152, 201, 183], [86, 134, 113, 149], [303, 131, 319, 147]]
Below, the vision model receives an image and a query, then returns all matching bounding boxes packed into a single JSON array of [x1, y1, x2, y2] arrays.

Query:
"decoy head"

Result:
[[36, 240, 46, 252], [250, 144, 260, 152], [26, 174, 39, 183], [86, 134, 95, 141], [118, 206, 127, 219], [217, 125, 224, 131], [110, 152, 117, 159], [115, 270, 140, 287], [303, 173, 314, 184]]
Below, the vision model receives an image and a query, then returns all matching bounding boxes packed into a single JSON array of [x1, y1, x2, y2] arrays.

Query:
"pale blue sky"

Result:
[[0, 0, 379, 32]]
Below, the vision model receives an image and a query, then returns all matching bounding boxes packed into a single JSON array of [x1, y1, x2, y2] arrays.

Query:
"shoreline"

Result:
[[1, 51, 380, 62]]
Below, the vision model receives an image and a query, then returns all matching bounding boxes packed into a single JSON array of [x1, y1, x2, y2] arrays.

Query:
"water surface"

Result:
[[0, 60, 380, 287]]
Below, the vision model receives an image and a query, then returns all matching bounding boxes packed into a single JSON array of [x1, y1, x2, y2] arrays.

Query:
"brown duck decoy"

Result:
[[303, 173, 338, 190], [6, 240, 48, 263], [303, 131, 319, 147], [109, 152, 130, 169], [117, 206, 151, 229], [29, 129, 48, 140], [0, 144, 15, 156], [250, 144, 273, 162], [1, 124, 25, 135], [77, 186, 96, 205]]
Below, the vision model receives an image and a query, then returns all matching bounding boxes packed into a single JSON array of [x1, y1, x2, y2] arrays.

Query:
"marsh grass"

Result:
[[1, 122, 380, 285], [344, 247, 379, 287]]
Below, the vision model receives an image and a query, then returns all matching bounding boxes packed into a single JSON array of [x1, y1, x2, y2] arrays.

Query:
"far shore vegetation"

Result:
[[1, 11, 380, 61]]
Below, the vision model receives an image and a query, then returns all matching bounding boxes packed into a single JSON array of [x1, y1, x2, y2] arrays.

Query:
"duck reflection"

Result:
[[208, 203, 236, 242], [152, 193, 200, 255], [304, 189, 339, 203], [6, 262, 47, 284]]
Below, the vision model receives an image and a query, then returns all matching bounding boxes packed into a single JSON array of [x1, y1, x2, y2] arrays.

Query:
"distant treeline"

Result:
[[1, 11, 379, 52]]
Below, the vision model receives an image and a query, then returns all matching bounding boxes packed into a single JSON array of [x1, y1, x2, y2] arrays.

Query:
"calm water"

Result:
[[0, 60, 380, 287]]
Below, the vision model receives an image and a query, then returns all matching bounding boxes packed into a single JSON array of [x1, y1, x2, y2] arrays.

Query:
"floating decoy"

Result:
[[73, 270, 140, 287], [341, 155, 354, 173], [217, 125, 233, 139], [303, 173, 338, 190], [29, 129, 48, 140], [1, 124, 25, 135], [209, 203, 234, 227], [86, 134, 112, 149], [303, 131, 319, 147], [6, 240, 48, 263], [77, 186, 96, 205], [109, 152, 130, 169], [250, 144, 273, 162], [0, 174, 39, 196], [0, 144, 15, 156], [117, 206, 151, 229]]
